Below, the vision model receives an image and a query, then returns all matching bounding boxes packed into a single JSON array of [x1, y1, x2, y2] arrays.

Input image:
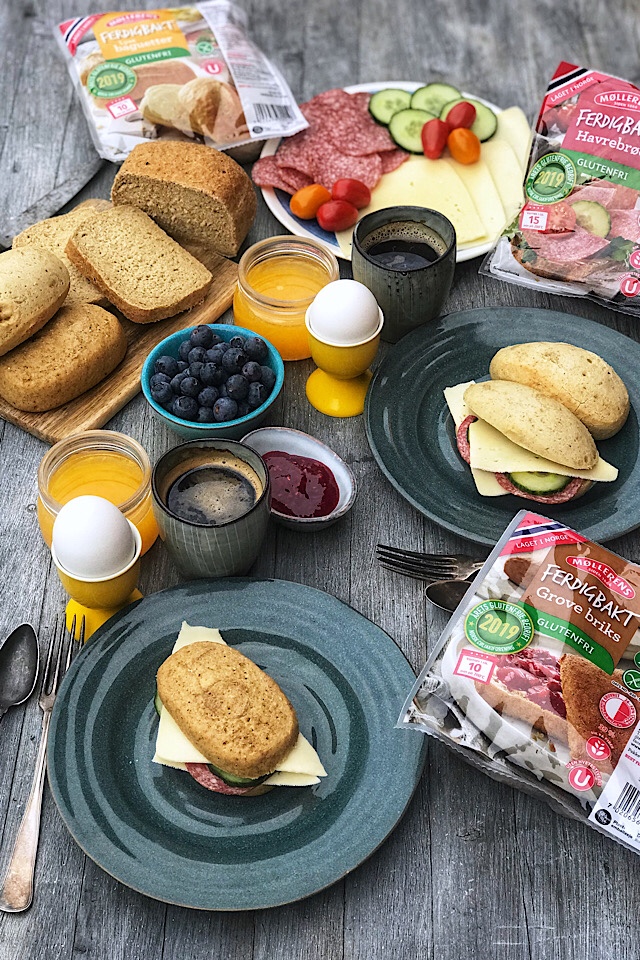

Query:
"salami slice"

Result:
[[494, 474, 589, 504], [186, 762, 258, 796], [251, 156, 297, 193], [380, 147, 409, 173], [522, 226, 609, 262], [312, 140, 383, 189], [278, 165, 314, 192], [456, 415, 477, 464], [608, 209, 640, 243]]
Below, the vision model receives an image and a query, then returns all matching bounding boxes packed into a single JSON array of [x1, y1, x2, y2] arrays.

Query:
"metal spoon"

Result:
[[0, 624, 39, 720], [425, 578, 475, 613]]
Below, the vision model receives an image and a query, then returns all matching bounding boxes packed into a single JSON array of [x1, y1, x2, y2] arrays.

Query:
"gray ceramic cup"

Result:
[[352, 206, 456, 343], [151, 439, 271, 579]]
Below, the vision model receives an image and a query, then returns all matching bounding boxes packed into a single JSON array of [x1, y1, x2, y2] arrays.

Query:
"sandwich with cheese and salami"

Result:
[[445, 379, 619, 504], [153, 622, 327, 795]]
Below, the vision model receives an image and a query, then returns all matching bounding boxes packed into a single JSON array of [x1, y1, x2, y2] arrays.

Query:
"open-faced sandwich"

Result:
[[153, 622, 327, 795]]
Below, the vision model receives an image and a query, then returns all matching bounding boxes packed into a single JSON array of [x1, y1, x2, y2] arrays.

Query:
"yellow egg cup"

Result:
[[305, 307, 383, 418], [52, 521, 143, 641]]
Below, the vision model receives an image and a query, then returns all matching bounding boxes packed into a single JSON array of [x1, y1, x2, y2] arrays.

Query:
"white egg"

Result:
[[52, 496, 136, 579], [307, 279, 381, 345]]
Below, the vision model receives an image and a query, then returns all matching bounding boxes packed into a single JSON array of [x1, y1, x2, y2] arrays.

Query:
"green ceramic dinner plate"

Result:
[[365, 307, 640, 545], [47, 579, 426, 911]]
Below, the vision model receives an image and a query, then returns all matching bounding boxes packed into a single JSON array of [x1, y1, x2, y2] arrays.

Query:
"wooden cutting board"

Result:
[[0, 243, 238, 444]]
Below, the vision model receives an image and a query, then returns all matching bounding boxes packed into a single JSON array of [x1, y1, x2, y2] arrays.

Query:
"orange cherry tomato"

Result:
[[447, 127, 481, 164], [290, 183, 332, 219], [316, 200, 359, 232]]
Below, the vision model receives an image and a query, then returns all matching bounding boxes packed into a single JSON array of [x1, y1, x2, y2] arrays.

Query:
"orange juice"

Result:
[[233, 236, 339, 360], [37, 432, 159, 554]]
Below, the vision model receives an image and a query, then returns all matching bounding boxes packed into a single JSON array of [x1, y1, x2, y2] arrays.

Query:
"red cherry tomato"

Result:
[[541, 200, 577, 234], [421, 118, 449, 159], [331, 178, 371, 209], [316, 200, 359, 232], [445, 101, 476, 130], [447, 127, 481, 164]]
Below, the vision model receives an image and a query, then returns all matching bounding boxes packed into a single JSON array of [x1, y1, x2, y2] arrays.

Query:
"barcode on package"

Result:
[[613, 782, 640, 823], [252, 103, 293, 122]]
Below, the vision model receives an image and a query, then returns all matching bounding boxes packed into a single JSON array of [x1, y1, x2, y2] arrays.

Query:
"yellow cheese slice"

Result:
[[481, 139, 525, 223], [468, 419, 618, 481], [443, 158, 506, 245], [495, 106, 532, 173], [335, 155, 487, 257], [153, 622, 326, 783], [443, 381, 506, 497]]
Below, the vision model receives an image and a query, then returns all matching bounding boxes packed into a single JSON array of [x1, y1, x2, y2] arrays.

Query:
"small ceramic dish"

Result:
[[241, 427, 356, 531], [141, 324, 285, 441]]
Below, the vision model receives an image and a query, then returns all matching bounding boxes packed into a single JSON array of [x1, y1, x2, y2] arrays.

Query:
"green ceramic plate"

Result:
[[365, 307, 640, 545], [47, 579, 425, 910]]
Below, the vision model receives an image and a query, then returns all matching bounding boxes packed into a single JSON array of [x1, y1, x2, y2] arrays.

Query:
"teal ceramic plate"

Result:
[[365, 307, 640, 545], [47, 579, 425, 910]]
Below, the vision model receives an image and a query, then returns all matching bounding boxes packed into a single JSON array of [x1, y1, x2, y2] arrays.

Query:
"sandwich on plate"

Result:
[[154, 622, 327, 795], [445, 379, 618, 504]]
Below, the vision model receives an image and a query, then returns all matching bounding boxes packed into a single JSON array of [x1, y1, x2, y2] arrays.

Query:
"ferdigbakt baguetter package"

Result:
[[482, 62, 640, 315], [56, 1, 307, 162], [400, 511, 640, 853]]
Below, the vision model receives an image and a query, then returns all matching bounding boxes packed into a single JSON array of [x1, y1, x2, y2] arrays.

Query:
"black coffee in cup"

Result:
[[363, 221, 449, 270], [157, 448, 263, 526]]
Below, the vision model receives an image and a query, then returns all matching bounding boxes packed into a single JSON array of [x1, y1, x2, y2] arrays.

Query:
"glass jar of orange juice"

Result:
[[233, 236, 339, 360], [37, 431, 159, 555]]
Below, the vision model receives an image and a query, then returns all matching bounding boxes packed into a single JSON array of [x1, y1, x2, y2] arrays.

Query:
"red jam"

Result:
[[262, 450, 340, 519]]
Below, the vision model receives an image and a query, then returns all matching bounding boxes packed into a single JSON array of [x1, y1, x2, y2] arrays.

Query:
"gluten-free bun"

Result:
[[0, 248, 69, 356], [157, 642, 299, 780], [489, 342, 629, 440], [463, 380, 599, 470]]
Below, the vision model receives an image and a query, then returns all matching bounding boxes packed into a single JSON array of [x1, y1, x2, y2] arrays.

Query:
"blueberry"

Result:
[[242, 360, 262, 382], [188, 360, 204, 379], [187, 346, 206, 365], [260, 365, 276, 392], [209, 332, 223, 346], [197, 406, 216, 423], [226, 374, 249, 401], [213, 397, 239, 422], [172, 396, 199, 421], [180, 376, 202, 398], [236, 400, 251, 417], [205, 345, 227, 366], [218, 382, 228, 398], [229, 335, 245, 350], [198, 386, 219, 407], [176, 360, 189, 373], [189, 325, 214, 348], [154, 355, 179, 378], [244, 337, 268, 362], [170, 370, 190, 393], [178, 339, 192, 361], [222, 346, 247, 374], [150, 382, 174, 406], [150, 372, 171, 389], [247, 381, 268, 409]]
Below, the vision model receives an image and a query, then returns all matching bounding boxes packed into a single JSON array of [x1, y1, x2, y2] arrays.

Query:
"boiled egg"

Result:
[[52, 495, 136, 579], [306, 279, 381, 345]]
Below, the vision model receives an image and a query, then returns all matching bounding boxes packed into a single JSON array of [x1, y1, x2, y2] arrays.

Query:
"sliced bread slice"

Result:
[[65, 205, 213, 324], [13, 199, 111, 306], [111, 141, 256, 257]]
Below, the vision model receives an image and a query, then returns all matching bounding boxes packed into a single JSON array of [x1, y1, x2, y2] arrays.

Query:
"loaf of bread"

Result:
[[489, 341, 630, 440], [111, 141, 257, 257], [0, 304, 126, 412], [463, 380, 599, 471], [65, 205, 213, 323], [13, 200, 111, 306], [0, 248, 70, 356]]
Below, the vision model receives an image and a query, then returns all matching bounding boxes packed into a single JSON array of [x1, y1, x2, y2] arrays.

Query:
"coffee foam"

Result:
[[362, 220, 448, 256]]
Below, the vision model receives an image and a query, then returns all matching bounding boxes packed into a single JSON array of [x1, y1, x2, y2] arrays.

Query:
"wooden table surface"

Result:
[[2, 1, 640, 958]]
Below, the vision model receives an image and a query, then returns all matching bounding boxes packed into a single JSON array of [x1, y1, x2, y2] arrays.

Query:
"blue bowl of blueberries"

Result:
[[141, 323, 284, 440]]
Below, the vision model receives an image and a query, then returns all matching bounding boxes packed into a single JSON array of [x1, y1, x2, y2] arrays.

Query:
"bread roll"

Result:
[[0, 304, 126, 412], [489, 341, 629, 439], [463, 380, 599, 470], [0, 249, 70, 356]]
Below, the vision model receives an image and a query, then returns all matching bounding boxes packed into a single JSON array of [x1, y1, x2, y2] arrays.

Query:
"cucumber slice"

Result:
[[368, 88, 412, 125], [411, 83, 461, 117], [571, 200, 611, 238], [206, 762, 270, 788], [441, 97, 498, 141], [507, 471, 571, 495], [154, 689, 163, 716], [388, 108, 435, 153]]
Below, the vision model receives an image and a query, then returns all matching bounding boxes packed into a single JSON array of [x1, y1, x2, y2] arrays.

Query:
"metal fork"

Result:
[[376, 544, 487, 582], [0, 615, 83, 913]]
